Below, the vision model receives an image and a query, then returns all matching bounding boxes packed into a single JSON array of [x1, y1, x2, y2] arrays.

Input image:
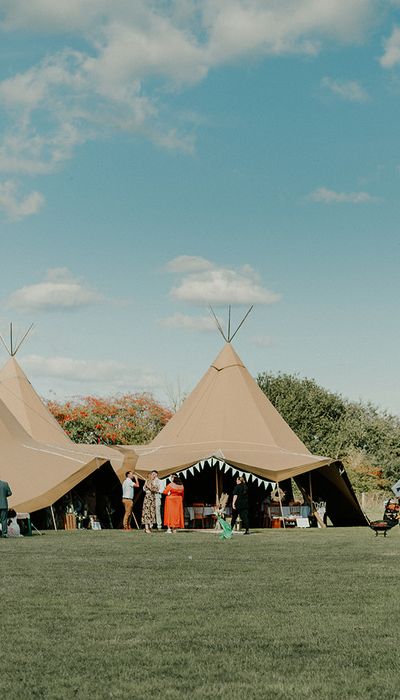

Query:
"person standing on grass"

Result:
[[142, 471, 160, 534], [231, 476, 250, 535], [121, 471, 139, 530], [153, 471, 163, 530], [0, 479, 12, 538], [163, 475, 184, 533]]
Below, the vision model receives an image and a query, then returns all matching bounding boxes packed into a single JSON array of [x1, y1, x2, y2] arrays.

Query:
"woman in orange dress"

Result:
[[163, 476, 184, 533]]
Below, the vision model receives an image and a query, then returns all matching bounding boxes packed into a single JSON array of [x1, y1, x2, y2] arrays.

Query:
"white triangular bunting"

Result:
[[189, 466, 194, 475]]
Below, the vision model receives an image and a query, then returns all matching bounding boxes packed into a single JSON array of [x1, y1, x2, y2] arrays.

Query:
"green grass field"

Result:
[[2, 527, 400, 700]]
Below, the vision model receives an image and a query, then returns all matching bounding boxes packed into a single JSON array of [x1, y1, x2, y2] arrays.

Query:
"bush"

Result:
[[47, 394, 173, 445]]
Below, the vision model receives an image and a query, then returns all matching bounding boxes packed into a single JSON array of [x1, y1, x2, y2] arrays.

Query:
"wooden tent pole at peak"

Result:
[[0, 322, 34, 356], [229, 305, 254, 343], [13, 323, 34, 356], [209, 306, 228, 342]]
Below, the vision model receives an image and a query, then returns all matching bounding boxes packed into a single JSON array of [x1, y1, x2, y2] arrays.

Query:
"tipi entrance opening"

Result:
[[31, 462, 125, 531]]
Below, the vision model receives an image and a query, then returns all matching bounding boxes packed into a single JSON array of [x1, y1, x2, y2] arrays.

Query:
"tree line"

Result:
[[256, 372, 400, 491]]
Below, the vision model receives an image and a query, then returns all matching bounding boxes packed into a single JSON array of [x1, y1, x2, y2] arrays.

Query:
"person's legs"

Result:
[[155, 494, 162, 529], [230, 509, 238, 530], [240, 508, 250, 533], [0, 508, 8, 537], [122, 499, 133, 529]]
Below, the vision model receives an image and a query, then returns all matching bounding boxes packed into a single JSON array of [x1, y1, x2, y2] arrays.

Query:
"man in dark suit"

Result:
[[0, 479, 12, 538], [231, 476, 250, 534]]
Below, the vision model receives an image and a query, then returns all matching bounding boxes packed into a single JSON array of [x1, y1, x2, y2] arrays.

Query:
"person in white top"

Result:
[[122, 471, 139, 530]]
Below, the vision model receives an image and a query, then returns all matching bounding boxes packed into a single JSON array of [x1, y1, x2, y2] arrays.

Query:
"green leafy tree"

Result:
[[257, 372, 400, 490]]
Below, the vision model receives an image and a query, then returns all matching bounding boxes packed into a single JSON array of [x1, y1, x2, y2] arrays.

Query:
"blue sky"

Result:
[[0, 1, 400, 414]]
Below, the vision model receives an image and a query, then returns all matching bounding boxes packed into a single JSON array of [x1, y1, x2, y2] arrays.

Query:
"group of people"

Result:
[[0, 471, 251, 536], [122, 470, 185, 533], [122, 471, 250, 534]]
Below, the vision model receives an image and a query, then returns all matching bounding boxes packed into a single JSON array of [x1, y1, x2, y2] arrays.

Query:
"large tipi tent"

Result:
[[0, 395, 112, 513], [120, 341, 366, 526], [0, 354, 123, 512]]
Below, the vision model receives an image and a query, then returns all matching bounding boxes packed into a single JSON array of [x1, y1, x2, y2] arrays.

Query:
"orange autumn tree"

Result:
[[47, 394, 173, 445]]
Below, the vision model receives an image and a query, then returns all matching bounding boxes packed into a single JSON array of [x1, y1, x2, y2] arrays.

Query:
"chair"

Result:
[[269, 505, 281, 518], [192, 503, 205, 528]]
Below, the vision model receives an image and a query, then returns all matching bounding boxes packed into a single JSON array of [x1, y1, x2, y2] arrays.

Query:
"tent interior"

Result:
[[166, 460, 365, 529], [29, 456, 364, 531], [31, 461, 127, 531]]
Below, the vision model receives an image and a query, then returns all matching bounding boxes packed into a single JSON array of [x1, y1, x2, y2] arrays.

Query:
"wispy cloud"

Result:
[[0, 179, 44, 220], [7, 268, 102, 312], [21, 354, 159, 390], [251, 335, 273, 348], [380, 25, 400, 68], [165, 256, 214, 273], [158, 312, 216, 332], [308, 187, 378, 204], [166, 256, 280, 306], [321, 77, 369, 102]]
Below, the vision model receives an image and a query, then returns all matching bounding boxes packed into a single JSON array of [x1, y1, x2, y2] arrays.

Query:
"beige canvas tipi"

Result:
[[0, 355, 123, 511], [0, 394, 109, 513], [125, 341, 365, 526], [131, 342, 332, 479]]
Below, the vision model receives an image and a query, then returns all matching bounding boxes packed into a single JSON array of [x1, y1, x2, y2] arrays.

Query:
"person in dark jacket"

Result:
[[231, 476, 250, 534], [0, 479, 12, 538]]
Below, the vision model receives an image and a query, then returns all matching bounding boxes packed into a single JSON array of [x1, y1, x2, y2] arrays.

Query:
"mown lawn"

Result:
[[1, 527, 400, 700]]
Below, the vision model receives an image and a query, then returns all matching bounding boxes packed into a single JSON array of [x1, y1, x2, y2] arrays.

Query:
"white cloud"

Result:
[[0, 1, 379, 183], [0, 0, 104, 32], [0, 179, 44, 220], [321, 76, 369, 102], [251, 335, 273, 348], [7, 268, 102, 312], [20, 354, 159, 390], [204, 0, 376, 64], [380, 26, 400, 68], [158, 313, 216, 332], [22, 355, 126, 383], [165, 255, 214, 273], [308, 187, 378, 204], [170, 262, 280, 306]]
